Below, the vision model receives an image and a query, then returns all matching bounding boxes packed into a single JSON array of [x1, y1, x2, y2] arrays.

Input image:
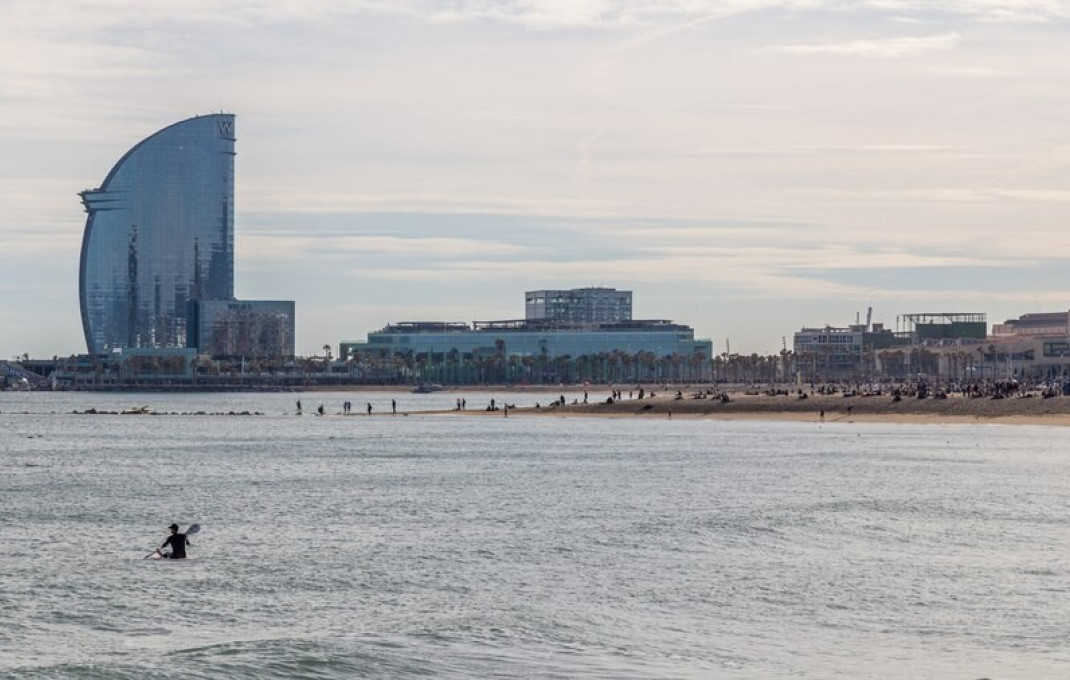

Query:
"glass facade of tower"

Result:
[[79, 114, 236, 354]]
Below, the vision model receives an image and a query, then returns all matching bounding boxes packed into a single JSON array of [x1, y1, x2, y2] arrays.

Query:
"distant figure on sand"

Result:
[[819, 409, 825, 421], [367, 403, 372, 415], [392, 399, 397, 414], [296, 400, 302, 414]]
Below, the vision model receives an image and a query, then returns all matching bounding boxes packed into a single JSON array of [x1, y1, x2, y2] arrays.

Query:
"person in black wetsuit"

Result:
[[159, 523, 189, 559]]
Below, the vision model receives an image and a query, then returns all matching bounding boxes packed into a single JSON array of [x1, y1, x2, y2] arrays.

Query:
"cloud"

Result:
[[860, 1, 1070, 23], [644, 245, 1004, 270], [237, 234, 530, 261], [991, 189, 1070, 203], [775, 31, 961, 58], [928, 66, 1023, 78], [239, 190, 626, 217], [5, 0, 1070, 358]]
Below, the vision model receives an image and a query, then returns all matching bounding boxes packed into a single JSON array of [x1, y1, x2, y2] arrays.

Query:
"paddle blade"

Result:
[[186, 524, 201, 535]]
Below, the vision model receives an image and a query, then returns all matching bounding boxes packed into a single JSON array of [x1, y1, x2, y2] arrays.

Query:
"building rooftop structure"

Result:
[[901, 313, 987, 343], [993, 311, 1070, 337], [525, 287, 632, 324]]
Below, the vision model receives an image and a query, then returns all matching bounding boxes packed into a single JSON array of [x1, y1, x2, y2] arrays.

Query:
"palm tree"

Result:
[[620, 351, 635, 382]]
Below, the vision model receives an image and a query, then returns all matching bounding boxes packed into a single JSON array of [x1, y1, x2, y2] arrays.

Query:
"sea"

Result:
[[3, 389, 1070, 679]]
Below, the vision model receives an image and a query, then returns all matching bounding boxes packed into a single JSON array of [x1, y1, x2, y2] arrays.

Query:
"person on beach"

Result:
[[158, 523, 189, 559], [392, 399, 397, 414]]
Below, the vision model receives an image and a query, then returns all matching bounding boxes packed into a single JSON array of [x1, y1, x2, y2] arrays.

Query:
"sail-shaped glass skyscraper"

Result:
[[79, 114, 237, 354]]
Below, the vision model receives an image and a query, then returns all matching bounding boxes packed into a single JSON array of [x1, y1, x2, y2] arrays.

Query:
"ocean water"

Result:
[[3, 390, 1070, 679]]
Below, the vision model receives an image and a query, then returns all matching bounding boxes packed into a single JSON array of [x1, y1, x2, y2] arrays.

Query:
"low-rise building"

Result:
[[188, 300, 296, 359], [792, 322, 909, 380], [341, 289, 712, 384], [344, 318, 710, 363], [993, 311, 1070, 337]]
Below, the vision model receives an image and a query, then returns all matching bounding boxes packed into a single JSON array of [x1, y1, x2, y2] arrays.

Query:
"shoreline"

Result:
[[418, 391, 1070, 427]]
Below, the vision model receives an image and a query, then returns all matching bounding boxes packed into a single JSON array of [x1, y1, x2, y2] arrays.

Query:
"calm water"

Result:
[[3, 391, 1070, 679]]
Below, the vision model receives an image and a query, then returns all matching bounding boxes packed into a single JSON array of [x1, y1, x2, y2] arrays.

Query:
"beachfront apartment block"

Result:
[[792, 312, 994, 381]]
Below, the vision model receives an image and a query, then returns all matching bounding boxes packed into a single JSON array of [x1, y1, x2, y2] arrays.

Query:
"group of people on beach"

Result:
[[297, 400, 397, 415], [796, 377, 1068, 401]]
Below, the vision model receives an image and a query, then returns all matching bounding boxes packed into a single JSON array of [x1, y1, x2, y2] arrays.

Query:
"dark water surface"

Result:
[[3, 391, 1070, 678]]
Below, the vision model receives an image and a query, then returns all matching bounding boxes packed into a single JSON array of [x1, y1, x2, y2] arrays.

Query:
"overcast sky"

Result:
[[3, 0, 1070, 358]]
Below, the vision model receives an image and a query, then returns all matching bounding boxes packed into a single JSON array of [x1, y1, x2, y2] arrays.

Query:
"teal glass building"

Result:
[[79, 114, 236, 354], [341, 319, 713, 371]]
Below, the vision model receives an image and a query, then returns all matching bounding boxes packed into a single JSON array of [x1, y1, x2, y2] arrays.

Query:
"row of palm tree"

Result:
[[47, 340, 1060, 390], [352, 347, 713, 385]]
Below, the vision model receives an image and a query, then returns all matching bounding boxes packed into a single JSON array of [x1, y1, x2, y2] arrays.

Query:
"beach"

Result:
[[432, 389, 1070, 427]]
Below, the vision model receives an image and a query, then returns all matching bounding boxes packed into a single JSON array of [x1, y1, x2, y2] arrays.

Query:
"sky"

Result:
[[2, 0, 1070, 358]]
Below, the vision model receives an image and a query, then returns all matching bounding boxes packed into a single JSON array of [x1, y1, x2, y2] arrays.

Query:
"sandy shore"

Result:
[[423, 391, 1070, 427]]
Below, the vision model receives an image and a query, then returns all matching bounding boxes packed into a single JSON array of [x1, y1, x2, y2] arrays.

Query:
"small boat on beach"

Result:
[[412, 383, 445, 394]]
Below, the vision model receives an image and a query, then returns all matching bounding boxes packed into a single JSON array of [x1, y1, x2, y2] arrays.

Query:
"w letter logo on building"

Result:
[[217, 119, 234, 138]]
